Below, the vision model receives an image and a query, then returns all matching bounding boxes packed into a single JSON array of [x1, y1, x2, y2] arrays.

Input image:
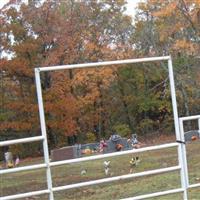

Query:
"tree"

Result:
[[132, 0, 200, 130], [0, 0, 134, 148]]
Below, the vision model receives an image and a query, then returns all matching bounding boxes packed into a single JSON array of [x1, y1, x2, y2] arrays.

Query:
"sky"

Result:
[[126, 0, 142, 17], [0, 0, 9, 8], [0, 0, 142, 17], [0, 0, 142, 59]]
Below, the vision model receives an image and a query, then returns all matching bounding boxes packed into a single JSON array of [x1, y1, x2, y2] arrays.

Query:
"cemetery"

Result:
[[1, 56, 200, 200], [1, 1, 200, 199], [1, 130, 199, 168], [51, 134, 137, 161], [1, 136, 200, 200]]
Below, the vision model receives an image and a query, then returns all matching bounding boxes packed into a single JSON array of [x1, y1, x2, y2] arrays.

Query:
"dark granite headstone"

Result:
[[104, 137, 131, 153], [184, 130, 200, 142]]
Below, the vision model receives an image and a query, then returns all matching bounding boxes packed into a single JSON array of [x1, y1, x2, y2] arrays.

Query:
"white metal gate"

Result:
[[0, 56, 193, 200], [178, 114, 200, 199]]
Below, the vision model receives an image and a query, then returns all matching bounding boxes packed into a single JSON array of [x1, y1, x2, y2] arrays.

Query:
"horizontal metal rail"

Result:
[[180, 115, 200, 121], [0, 163, 47, 175], [0, 136, 44, 147], [1, 56, 185, 200], [0, 189, 50, 200], [38, 56, 170, 72], [188, 183, 200, 189], [178, 114, 200, 197], [50, 142, 178, 167], [0, 142, 179, 199], [121, 188, 184, 200], [52, 165, 180, 192]]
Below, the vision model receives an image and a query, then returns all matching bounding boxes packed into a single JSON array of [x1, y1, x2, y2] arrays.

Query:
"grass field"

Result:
[[1, 139, 200, 200]]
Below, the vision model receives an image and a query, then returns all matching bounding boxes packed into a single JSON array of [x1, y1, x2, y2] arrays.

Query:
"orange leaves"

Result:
[[0, 121, 32, 131], [43, 72, 79, 135], [43, 65, 116, 136], [0, 59, 8, 70], [0, 0, 135, 139], [45, 98, 78, 116], [72, 67, 115, 105], [6, 58, 33, 77], [73, 67, 115, 88], [136, 0, 200, 57], [158, 22, 183, 42], [192, 8, 200, 25], [137, 2, 148, 12], [153, 2, 178, 17], [173, 39, 197, 55], [5, 101, 38, 113]]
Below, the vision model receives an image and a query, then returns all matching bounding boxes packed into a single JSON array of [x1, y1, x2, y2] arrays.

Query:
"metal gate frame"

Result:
[[0, 56, 189, 200], [178, 114, 200, 199]]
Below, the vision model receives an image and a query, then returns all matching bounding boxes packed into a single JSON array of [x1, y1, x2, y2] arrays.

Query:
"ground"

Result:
[[1, 136, 200, 200]]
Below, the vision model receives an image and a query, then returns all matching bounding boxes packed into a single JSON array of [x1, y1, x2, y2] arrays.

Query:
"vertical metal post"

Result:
[[35, 69, 54, 200], [168, 57, 188, 200], [179, 119, 189, 187], [198, 118, 200, 138]]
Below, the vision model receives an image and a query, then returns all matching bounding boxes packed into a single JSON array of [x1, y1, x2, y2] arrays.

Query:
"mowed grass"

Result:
[[1, 141, 200, 200]]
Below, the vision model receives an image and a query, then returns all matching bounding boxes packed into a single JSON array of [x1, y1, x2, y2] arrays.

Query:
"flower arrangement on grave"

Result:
[[103, 161, 111, 176], [129, 156, 140, 173], [115, 143, 123, 151], [81, 169, 87, 175], [82, 146, 92, 154], [99, 139, 107, 153], [4, 152, 14, 168], [128, 134, 145, 149], [191, 135, 198, 141]]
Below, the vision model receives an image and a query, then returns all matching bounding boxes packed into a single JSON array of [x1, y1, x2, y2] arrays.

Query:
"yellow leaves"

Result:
[[158, 22, 183, 42], [137, 2, 148, 12], [192, 8, 200, 25], [73, 67, 115, 86], [85, 42, 99, 53], [153, 2, 177, 17], [173, 39, 197, 55], [193, 0, 200, 4]]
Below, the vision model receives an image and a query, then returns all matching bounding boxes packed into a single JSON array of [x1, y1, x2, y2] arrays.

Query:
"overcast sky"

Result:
[[0, 0, 142, 17], [126, 0, 142, 17]]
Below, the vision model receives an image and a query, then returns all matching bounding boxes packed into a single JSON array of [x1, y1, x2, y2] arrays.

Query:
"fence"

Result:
[[178, 115, 200, 196], [0, 56, 194, 200]]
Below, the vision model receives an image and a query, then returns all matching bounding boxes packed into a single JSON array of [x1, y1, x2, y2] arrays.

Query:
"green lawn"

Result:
[[1, 141, 200, 200]]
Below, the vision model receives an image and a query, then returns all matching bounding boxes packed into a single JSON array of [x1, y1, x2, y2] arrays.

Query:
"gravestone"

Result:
[[51, 135, 134, 161], [4, 152, 14, 168], [184, 130, 200, 142], [104, 135, 131, 153], [51, 146, 79, 161]]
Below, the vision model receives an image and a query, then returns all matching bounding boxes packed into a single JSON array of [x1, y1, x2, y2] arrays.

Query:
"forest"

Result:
[[0, 0, 200, 157]]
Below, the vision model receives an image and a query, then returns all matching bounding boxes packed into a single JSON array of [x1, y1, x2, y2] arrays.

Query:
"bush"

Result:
[[112, 123, 131, 138], [9, 142, 42, 159], [136, 119, 155, 135], [85, 132, 96, 143]]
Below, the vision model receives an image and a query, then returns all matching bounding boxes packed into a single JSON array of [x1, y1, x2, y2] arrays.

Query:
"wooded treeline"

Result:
[[0, 0, 200, 152]]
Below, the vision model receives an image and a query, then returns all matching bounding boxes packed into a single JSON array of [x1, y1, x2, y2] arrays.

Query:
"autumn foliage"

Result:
[[1, 0, 200, 154]]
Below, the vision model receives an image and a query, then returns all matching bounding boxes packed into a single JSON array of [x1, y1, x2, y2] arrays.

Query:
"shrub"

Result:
[[136, 119, 155, 135], [85, 132, 96, 143], [112, 123, 131, 138]]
